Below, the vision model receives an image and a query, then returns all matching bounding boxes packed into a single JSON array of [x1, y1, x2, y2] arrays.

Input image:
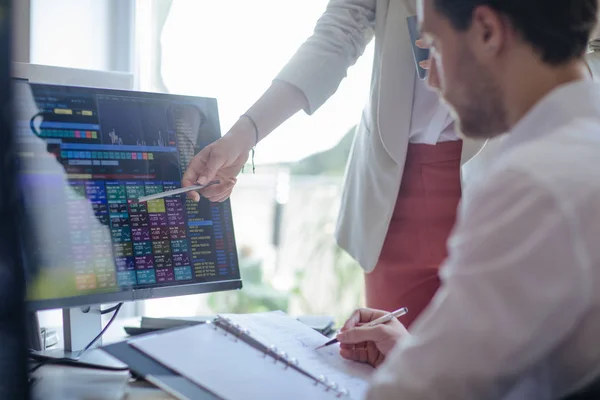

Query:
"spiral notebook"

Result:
[[129, 311, 374, 400]]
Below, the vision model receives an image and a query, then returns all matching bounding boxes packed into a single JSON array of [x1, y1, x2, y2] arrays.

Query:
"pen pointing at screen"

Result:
[[135, 180, 220, 203]]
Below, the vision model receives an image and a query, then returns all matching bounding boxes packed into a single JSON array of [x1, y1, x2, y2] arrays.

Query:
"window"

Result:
[[30, 0, 133, 73]]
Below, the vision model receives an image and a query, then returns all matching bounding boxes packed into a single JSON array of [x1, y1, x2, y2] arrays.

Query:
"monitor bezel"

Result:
[[19, 81, 243, 311], [27, 280, 242, 311]]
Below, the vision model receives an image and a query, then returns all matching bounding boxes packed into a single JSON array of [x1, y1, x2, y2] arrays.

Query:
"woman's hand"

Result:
[[336, 308, 409, 368], [182, 118, 256, 202]]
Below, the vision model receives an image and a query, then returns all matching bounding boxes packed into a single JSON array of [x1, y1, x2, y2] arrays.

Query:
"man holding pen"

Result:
[[334, 0, 600, 399]]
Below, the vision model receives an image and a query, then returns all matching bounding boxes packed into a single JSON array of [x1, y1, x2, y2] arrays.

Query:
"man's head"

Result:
[[418, 0, 598, 138]]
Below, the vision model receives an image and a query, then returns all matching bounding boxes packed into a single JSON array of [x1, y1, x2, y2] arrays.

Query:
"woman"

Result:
[[182, 0, 483, 327]]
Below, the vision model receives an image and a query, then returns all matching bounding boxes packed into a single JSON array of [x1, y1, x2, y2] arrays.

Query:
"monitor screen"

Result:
[[14, 81, 241, 310]]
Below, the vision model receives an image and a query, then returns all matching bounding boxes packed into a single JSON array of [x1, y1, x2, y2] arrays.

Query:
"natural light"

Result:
[[160, 0, 375, 164]]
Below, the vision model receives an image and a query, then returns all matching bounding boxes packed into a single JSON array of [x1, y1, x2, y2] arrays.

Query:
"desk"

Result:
[[32, 364, 172, 400], [31, 317, 174, 400]]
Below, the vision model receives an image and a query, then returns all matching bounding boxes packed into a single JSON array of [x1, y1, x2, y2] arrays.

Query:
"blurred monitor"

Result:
[[0, 5, 28, 397]]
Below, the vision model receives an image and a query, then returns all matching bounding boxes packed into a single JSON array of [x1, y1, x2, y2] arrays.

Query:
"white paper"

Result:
[[221, 311, 373, 399], [131, 323, 340, 400]]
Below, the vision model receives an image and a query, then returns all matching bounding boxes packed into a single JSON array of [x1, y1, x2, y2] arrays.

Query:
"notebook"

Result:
[[129, 311, 374, 399]]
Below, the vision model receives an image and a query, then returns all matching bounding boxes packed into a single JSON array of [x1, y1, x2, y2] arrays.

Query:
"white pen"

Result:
[[136, 180, 220, 203], [315, 307, 408, 349]]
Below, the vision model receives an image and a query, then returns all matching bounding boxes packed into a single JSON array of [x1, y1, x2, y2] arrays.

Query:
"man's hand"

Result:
[[416, 39, 431, 70], [336, 308, 409, 368], [182, 119, 256, 202]]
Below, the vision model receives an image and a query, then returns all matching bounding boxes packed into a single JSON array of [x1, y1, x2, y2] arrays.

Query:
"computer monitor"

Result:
[[14, 80, 242, 355]]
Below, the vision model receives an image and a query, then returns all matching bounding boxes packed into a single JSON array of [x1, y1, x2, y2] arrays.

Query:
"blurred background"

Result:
[[19, 0, 376, 327]]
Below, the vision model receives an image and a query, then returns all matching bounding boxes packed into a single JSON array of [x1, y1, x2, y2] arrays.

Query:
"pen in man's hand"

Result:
[[315, 307, 408, 350]]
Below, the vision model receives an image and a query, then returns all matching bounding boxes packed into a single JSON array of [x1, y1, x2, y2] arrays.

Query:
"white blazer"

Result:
[[276, 0, 599, 272]]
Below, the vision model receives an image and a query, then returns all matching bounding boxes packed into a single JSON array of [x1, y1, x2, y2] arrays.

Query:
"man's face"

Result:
[[418, 0, 509, 138]]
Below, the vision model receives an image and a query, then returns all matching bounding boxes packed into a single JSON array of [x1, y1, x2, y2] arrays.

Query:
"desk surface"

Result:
[[32, 316, 175, 400], [32, 364, 173, 400]]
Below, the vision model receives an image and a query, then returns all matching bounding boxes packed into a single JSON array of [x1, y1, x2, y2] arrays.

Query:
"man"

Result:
[[336, 0, 600, 399]]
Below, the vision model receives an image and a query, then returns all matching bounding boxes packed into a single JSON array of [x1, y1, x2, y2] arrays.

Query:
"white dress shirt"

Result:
[[366, 80, 600, 400], [409, 76, 457, 143]]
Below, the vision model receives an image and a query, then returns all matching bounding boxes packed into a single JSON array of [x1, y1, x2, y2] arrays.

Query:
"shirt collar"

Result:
[[499, 79, 600, 153]]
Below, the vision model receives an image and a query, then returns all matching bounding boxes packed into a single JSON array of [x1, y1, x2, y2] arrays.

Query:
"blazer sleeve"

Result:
[[274, 0, 376, 114]]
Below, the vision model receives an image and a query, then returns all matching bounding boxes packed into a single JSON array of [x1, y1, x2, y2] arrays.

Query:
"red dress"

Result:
[[364, 141, 463, 328]]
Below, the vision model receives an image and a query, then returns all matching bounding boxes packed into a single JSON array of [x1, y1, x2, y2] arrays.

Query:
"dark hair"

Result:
[[433, 0, 598, 65]]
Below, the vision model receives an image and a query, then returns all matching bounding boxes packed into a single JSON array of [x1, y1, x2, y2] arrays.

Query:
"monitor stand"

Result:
[[28, 307, 127, 371]]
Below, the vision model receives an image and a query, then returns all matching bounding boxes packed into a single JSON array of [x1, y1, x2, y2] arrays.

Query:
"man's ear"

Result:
[[470, 5, 508, 56]]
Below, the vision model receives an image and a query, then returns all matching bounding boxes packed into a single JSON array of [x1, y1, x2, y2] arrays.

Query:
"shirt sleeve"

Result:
[[366, 168, 592, 400], [274, 0, 376, 114]]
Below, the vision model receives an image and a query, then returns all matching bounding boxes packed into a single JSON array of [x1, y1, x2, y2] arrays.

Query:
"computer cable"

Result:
[[99, 303, 122, 315], [28, 302, 128, 374], [77, 302, 123, 356]]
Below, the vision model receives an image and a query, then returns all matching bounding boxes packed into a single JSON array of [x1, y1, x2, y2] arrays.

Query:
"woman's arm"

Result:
[[276, 0, 377, 115], [184, 0, 378, 201]]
